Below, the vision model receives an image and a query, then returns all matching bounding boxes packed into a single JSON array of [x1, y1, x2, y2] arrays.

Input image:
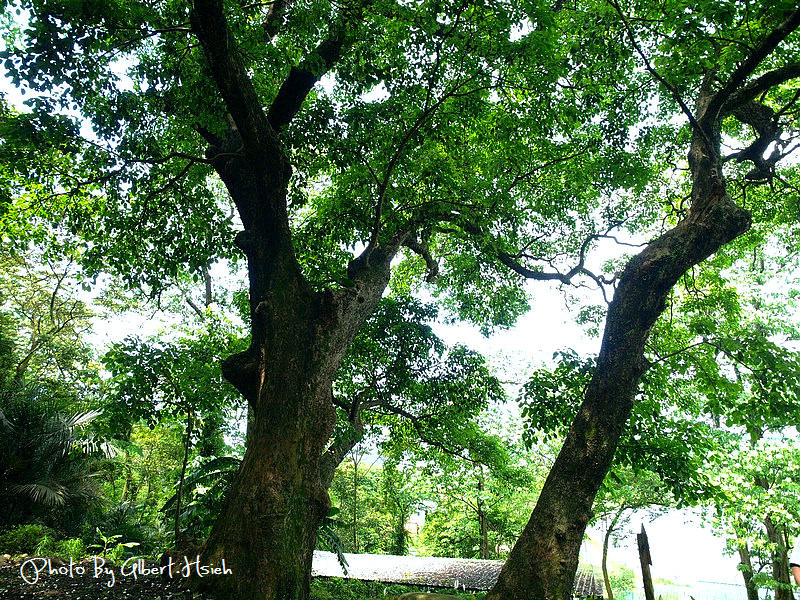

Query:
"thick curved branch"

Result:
[[320, 392, 366, 487], [403, 236, 439, 282], [724, 63, 800, 112], [705, 8, 800, 122], [191, 0, 280, 155], [726, 100, 783, 180], [267, 0, 372, 131], [267, 37, 347, 132]]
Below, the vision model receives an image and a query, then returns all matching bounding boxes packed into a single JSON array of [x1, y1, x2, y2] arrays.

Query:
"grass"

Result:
[[311, 577, 487, 600]]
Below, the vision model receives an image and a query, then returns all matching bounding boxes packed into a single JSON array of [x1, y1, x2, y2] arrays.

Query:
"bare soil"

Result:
[[0, 556, 197, 599]]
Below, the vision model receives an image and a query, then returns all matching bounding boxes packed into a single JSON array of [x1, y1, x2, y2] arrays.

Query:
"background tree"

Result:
[[708, 440, 800, 600], [101, 318, 245, 547], [327, 449, 397, 555], [416, 431, 540, 561], [0, 250, 95, 387], [323, 296, 506, 487], [592, 469, 673, 600]]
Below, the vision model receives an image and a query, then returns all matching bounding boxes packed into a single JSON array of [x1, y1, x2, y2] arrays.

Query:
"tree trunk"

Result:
[[352, 452, 360, 553], [196, 376, 333, 599], [174, 411, 193, 547], [478, 472, 490, 560], [184, 5, 397, 589], [764, 515, 794, 600], [486, 86, 750, 600], [602, 508, 625, 600], [187, 168, 392, 600], [738, 543, 759, 600]]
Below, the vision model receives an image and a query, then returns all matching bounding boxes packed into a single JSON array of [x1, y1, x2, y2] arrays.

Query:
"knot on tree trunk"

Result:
[[687, 193, 751, 252], [221, 347, 262, 407]]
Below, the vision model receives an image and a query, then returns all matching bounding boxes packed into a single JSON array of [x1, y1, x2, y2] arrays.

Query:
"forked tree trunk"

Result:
[[764, 515, 794, 600], [194, 260, 390, 600], [186, 3, 398, 594]]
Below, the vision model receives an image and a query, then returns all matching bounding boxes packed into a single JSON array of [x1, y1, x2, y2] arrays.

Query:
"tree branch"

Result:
[[191, 0, 280, 156], [723, 63, 800, 112], [608, 0, 704, 138], [261, 0, 295, 39], [267, 36, 347, 132], [367, 75, 481, 250], [403, 237, 439, 282], [706, 8, 800, 122]]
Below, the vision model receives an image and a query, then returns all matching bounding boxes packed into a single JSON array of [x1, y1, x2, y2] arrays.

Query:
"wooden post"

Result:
[[637, 524, 655, 600]]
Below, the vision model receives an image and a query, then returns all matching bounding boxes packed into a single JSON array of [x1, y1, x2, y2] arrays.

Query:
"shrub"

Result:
[[0, 524, 56, 555], [55, 538, 86, 561], [34, 532, 55, 555], [610, 565, 636, 598]]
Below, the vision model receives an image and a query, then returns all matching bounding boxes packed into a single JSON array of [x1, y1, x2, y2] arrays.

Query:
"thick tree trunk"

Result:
[[185, 6, 397, 590], [197, 378, 333, 599], [185, 165, 392, 600], [194, 248, 390, 600], [487, 105, 750, 600]]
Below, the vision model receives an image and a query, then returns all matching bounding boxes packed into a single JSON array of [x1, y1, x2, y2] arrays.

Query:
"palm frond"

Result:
[[10, 481, 68, 507]]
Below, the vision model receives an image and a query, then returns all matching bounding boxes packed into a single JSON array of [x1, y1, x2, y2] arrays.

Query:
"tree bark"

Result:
[[185, 1, 403, 597], [738, 543, 759, 600]]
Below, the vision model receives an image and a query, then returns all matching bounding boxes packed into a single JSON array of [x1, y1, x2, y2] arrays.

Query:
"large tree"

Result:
[[4, 2, 797, 600], [1, 1, 614, 598], [486, 3, 800, 599]]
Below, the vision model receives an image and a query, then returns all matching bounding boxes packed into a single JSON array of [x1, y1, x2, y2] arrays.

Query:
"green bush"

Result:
[[54, 538, 86, 561], [310, 577, 485, 600], [609, 565, 636, 598], [35, 531, 55, 555], [0, 524, 56, 555]]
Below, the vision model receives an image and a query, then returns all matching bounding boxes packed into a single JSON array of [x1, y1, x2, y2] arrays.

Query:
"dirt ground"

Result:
[[0, 556, 197, 599]]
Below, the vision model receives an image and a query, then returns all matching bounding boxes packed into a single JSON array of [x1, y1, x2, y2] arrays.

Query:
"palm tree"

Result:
[[0, 382, 103, 529]]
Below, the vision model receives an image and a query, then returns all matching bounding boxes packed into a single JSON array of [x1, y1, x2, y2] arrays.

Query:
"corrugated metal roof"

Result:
[[312, 551, 604, 597]]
